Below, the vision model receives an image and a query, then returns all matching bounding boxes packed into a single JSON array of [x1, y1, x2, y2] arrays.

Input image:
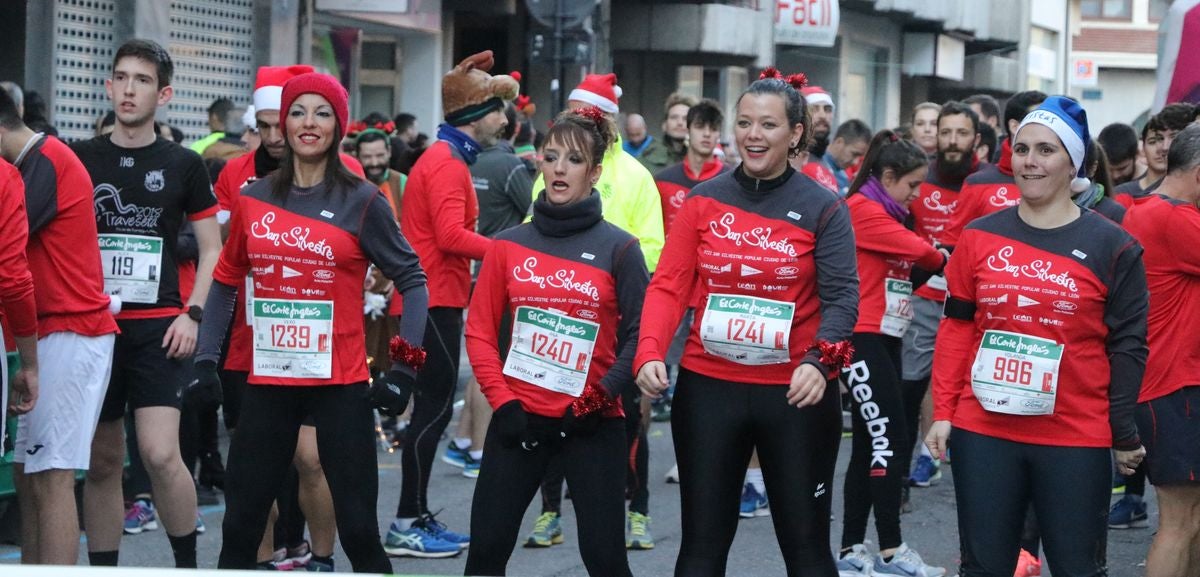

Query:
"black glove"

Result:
[[494, 400, 539, 451], [561, 405, 603, 438], [186, 360, 224, 408], [366, 370, 414, 416]]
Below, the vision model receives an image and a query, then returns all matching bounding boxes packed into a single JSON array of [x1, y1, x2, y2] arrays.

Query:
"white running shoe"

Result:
[[836, 543, 875, 576], [873, 543, 945, 577]]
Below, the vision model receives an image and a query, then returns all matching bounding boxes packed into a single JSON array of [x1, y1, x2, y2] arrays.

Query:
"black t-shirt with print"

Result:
[[72, 135, 218, 314]]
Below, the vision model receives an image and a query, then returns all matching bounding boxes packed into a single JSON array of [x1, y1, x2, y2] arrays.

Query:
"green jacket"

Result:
[[189, 132, 225, 154], [532, 136, 665, 272], [637, 135, 685, 175]]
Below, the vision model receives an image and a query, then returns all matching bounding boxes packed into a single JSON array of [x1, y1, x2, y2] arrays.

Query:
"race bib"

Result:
[[970, 330, 1063, 416], [503, 306, 599, 397], [99, 234, 163, 304], [700, 294, 795, 365], [881, 279, 914, 337], [252, 298, 334, 379]]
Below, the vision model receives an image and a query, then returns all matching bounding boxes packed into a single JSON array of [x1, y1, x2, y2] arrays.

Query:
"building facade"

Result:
[[1069, 0, 1171, 129]]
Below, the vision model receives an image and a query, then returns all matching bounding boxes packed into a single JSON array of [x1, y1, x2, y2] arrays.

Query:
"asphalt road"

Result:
[[0, 406, 1157, 576]]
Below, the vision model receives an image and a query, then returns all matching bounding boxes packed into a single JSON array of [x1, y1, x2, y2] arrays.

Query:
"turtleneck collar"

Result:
[[733, 164, 796, 196], [254, 144, 281, 177], [532, 189, 604, 238]]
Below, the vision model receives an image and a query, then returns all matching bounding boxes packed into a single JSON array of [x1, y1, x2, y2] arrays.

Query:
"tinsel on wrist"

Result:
[[570, 383, 617, 417], [810, 339, 854, 376], [388, 336, 427, 372]]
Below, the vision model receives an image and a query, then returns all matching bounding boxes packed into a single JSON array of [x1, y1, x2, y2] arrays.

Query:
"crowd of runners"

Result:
[[0, 36, 1198, 577]]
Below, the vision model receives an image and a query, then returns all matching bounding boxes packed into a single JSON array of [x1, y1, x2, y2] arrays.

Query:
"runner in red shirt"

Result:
[[926, 96, 1147, 577], [195, 72, 427, 572], [0, 86, 117, 566], [0, 158, 38, 477], [464, 107, 647, 577], [1112, 103, 1195, 207], [838, 130, 947, 577], [902, 101, 983, 491], [1121, 123, 1200, 577], [635, 68, 859, 577]]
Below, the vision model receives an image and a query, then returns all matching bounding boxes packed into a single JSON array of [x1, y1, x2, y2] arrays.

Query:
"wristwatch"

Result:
[[187, 305, 204, 322]]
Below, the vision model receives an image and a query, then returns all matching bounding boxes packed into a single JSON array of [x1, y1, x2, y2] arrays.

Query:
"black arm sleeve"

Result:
[[22, 154, 58, 235], [598, 237, 650, 399], [801, 199, 860, 372], [195, 279, 238, 365], [1104, 241, 1149, 450]]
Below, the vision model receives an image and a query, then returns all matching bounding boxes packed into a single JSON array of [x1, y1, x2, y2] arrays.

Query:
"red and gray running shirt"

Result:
[[72, 135, 219, 319], [635, 167, 859, 384], [214, 176, 424, 386], [15, 136, 117, 337], [213, 149, 364, 372], [847, 194, 943, 336], [466, 215, 648, 418], [931, 208, 1147, 449], [1122, 194, 1200, 402], [654, 158, 727, 235]]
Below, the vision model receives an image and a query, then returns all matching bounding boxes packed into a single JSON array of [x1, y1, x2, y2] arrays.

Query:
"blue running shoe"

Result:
[[1108, 496, 1149, 529], [123, 499, 159, 535], [910, 455, 941, 488], [739, 483, 770, 518], [873, 543, 945, 576], [462, 453, 480, 479], [383, 519, 461, 558], [442, 439, 470, 468], [836, 543, 874, 576], [418, 512, 470, 549]]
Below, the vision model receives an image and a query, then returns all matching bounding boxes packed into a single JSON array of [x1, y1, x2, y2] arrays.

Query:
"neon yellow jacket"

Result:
[[533, 136, 664, 271], [189, 132, 225, 154]]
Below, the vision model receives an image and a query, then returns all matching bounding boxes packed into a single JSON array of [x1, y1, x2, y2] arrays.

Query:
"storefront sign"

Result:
[[317, 0, 409, 13], [775, 0, 840, 48]]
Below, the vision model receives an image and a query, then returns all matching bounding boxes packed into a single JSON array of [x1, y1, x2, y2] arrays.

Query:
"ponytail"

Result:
[[847, 129, 928, 196]]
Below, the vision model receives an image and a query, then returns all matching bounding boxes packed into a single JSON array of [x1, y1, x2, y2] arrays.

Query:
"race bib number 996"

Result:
[[970, 330, 1063, 416]]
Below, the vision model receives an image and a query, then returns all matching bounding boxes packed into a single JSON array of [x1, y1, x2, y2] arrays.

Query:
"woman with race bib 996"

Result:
[[193, 72, 428, 572], [925, 96, 1147, 577], [463, 107, 648, 577], [634, 68, 858, 577], [836, 130, 947, 577]]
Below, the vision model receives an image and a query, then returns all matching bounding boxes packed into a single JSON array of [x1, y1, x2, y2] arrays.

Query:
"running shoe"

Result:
[[418, 512, 470, 549], [1108, 496, 1149, 529], [664, 463, 679, 484], [442, 439, 470, 468], [739, 483, 770, 518], [524, 512, 564, 548], [873, 543, 945, 577], [462, 453, 480, 479], [626, 512, 654, 550], [383, 520, 461, 558], [288, 541, 313, 569], [123, 499, 159, 535], [305, 557, 334, 572], [195, 514, 206, 535], [910, 455, 941, 488], [1014, 548, 1042, 576], [836, 543, 875, 576]]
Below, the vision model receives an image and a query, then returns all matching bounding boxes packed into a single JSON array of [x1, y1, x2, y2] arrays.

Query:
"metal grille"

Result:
[[52, 0, 118, 143], [167, 0, 256, 145]]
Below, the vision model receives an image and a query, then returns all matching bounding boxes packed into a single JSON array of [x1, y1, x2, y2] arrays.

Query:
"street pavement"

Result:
[[0, 407, 1157, 576]]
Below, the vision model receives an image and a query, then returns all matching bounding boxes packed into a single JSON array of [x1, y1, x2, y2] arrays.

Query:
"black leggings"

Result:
[[465, 415, 631, 577], [842, 333, 909, 551], [398, 307, 462, 518], [672, 368, 841, 577], [951, 428, 1110, 577], [539, 388, 649, 515], [219, 383, 390, 573]]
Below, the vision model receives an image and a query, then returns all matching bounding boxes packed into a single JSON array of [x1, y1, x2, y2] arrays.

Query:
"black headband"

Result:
[[445, 97, 504, 126]]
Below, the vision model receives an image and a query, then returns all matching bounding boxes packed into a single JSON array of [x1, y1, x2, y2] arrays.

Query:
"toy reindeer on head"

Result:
[[442, 50, 520, 126]]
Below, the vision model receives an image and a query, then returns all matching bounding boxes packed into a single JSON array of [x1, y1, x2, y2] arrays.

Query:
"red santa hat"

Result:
[[801, 86, 835, 110], [254, 65, 315, 112], [568, 73, 622, 114]]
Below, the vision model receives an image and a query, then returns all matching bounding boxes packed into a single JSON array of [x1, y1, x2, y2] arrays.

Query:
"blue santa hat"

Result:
[[1016, 96, 1092, 193]]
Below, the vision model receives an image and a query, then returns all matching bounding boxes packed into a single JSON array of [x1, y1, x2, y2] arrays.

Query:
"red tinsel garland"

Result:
[[388, 336, 427, 372], [570, 383, 616, 417], [812, 339, 854, 372]]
